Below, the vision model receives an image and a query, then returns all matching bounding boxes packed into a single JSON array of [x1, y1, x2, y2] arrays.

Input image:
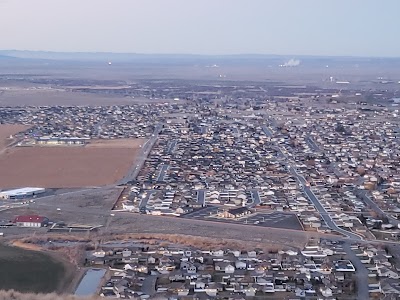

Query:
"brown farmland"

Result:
[[0, 124, 29, 151], [0, 139, 145, 188]]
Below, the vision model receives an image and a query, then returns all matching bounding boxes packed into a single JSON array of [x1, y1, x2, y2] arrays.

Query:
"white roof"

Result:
[[0, 187, 45, 196]]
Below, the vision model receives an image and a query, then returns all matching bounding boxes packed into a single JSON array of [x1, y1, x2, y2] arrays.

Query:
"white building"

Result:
[[14, 215, 49, 227], [0, 187, 45, 200]]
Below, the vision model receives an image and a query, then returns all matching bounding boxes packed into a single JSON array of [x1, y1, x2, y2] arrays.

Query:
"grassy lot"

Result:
[[0, 243, 66, 293]]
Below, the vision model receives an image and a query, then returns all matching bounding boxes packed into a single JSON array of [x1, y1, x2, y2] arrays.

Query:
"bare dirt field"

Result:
[[0, 124, 29, 151], [0, 140, 144, 188], [0, 89, 148, 106], [0, 89, 183, 106]]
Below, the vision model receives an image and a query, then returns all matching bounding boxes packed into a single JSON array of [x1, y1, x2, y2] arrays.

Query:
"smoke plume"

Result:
[[280, 58, 301, 67]]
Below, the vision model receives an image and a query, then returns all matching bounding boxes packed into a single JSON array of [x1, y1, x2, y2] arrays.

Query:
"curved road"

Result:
[[269, 135, 364, 240], [290, 166, 364, 240]]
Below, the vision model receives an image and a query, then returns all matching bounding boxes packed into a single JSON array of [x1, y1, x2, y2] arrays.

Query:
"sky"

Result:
[[0, 0, 399, 57]]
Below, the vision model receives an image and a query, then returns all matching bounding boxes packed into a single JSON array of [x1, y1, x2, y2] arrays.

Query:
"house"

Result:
[[180, 262, 197, 274], [225, 264, 235, 273], [215, 262, 235, 273], [211, 250, 224, 257], [13, 215, 49, 227], [148, 256, 156, 264], [220, 207, 251, 219], [335, 260, 356, 272], [368, 283, 382, 293], [122, 249, 132, 257], [235, 261, 247, 269], [377, 266, 399, 279], [320, 287, 333, 297], [381, 278, 400, 295], [93, 249, 106, 258], [247, 250, 257, 258]]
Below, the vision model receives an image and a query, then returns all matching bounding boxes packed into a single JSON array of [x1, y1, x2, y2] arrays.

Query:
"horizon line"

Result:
[[1, 49, 400, 60]]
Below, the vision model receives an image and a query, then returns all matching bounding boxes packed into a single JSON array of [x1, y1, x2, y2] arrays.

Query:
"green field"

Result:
[[0, 243, 67, 293]]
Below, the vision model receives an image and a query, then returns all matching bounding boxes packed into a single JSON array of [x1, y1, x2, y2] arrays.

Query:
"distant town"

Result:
[[0, 56, 400, 299]]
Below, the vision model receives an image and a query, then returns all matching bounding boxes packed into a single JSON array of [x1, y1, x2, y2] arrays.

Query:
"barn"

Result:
[[14, 215, 49, 227]]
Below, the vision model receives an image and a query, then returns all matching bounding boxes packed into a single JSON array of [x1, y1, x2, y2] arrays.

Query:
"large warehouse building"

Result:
[[0, 187, 45, 200]]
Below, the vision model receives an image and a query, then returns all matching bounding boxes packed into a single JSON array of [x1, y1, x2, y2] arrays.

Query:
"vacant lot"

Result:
[[0, 139, 144, 188], [0, 124, 29, 151], [0, 243, 68, 293]]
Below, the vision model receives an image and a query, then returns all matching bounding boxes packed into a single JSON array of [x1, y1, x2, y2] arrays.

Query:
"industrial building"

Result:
[[0, 187, 45, 200], [36, 137, 90, 146]]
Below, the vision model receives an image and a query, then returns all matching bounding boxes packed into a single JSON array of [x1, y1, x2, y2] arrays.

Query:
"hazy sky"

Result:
[[1, 0, 399, 57]]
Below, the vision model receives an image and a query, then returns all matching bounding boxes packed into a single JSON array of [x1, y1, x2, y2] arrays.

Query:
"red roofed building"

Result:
[[14, 215, 49, 227]]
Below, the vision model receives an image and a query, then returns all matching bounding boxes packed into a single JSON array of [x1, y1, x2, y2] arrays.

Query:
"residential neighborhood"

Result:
[[81, 237, 400, 299], [1, 64, 400, 300]]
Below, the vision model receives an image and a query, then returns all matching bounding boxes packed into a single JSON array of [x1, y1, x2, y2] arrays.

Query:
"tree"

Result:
[[359, 214, 367, 225]]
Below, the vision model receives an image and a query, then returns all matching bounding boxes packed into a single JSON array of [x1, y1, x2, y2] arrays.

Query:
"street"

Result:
[[357, 190, 400, 227], [118, 123, 163, 184], [197, 190, 206, 207], [270, 129, 363, 240], [343, 242, 370, 300], [156, 164, 169, 182], [262, 125, 273, 137], [249, 189, 261, 207], [290, 166, 363, 240], [305, 135, 320, 152]]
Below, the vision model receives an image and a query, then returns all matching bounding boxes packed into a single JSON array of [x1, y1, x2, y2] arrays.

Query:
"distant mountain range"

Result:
[[0, 54, 15, 59], [1, 50, 399, 67]]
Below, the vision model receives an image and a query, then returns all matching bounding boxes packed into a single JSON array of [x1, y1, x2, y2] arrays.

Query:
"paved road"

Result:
[[197, 190, 206, 207], [94, 119, 107, 137], [139, 190, 156, 209], [313, 138, 400, 228], [306, 132, 400, 226], [289, 166, 363, 240], [249, 190, 261, 207], [233, 127, 240, 138], [0, 138, 22, 156], [262, 126, 273, 137], [270, 144, 360, 238], [156, 164, 169, 182], [303, 134, 397, 228], [305, 135, 320, 152], [167, 140, 177, 154], [141, 275, 157, 296], [343, 242, 370, 299], [118, 123, 163, 184], [265, 132, 358, 238], [357, 190, 400, 226]]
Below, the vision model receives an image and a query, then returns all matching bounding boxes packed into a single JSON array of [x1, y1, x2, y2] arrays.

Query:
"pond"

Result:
[[75, 268, 106, 296]]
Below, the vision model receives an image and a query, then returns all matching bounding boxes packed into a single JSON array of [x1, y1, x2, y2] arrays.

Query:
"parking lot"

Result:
[[239, 212, 303, 230], [182, 206, 219, 219], [181, 207, 304, 231]]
